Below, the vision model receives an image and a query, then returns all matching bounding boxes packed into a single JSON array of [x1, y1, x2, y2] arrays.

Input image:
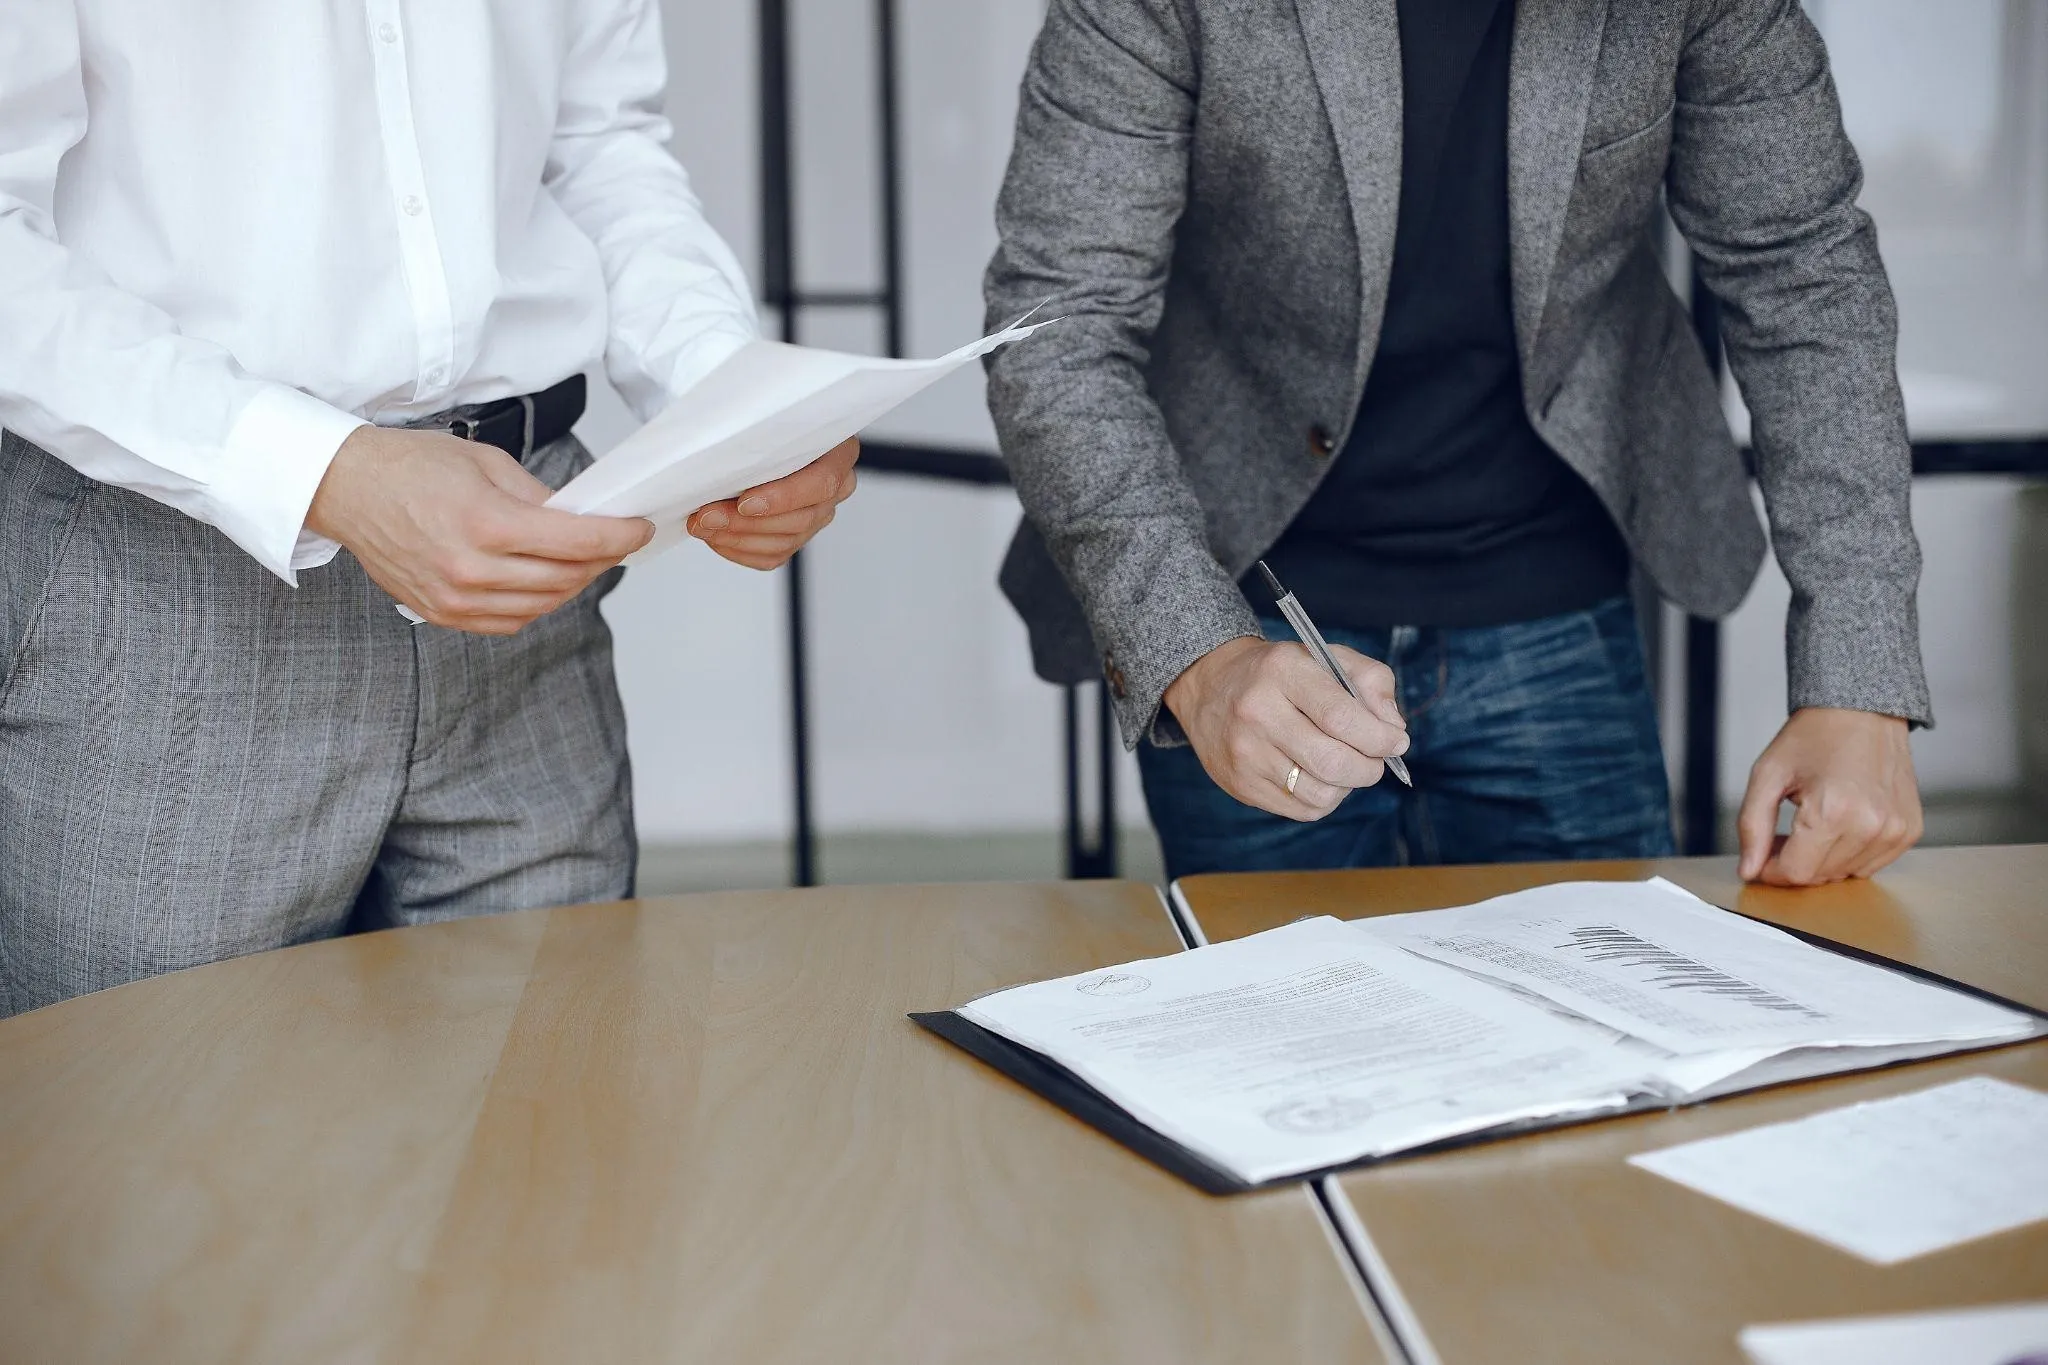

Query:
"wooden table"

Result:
[[0, 882, 1386, 1365], [1174, 845, 2048, 1365]]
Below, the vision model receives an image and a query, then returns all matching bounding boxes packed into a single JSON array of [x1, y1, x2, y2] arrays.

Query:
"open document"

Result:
[[550, 315, 1056, 560], [913, 881, 2043, 1191]]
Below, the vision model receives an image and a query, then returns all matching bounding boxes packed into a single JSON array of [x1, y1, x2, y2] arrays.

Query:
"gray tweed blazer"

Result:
[[983, 0, 1931, 746]]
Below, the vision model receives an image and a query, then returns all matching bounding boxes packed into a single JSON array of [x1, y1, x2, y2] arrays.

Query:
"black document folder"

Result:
[[911, 908, 2048, 1197]]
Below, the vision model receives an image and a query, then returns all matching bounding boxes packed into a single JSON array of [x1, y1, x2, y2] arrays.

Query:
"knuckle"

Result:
[[1304, 737, 1355, 784], [446, 557, 493, 590], [1303, 693, 1344, 732], [459, 509, 503, 548]]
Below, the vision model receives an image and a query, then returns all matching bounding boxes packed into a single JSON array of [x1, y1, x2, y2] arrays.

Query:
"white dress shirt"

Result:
[[0, 0, 760, 581]]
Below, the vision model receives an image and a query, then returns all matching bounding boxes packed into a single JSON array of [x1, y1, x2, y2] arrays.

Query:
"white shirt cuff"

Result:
[[215, 386, 367, 584]]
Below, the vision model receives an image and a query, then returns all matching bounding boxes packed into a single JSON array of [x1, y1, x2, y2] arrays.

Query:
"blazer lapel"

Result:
[[1508, 0, 1610, 375], [1292, 0, 1403, 410]]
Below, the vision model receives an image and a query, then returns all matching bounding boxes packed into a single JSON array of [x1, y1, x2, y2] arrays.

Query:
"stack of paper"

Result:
[[924, 880, 2043, 1188]]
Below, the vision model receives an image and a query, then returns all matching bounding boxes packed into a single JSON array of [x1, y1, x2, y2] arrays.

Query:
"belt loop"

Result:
[[519, 393, 537, 461]]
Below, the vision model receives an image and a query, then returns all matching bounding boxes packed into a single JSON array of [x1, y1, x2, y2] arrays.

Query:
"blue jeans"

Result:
[[1138, 595, 1676, 880]]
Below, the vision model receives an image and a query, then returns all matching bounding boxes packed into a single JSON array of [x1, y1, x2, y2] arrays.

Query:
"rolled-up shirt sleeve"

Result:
[[0, 7, 366, 584], [547, 0, 761, 421]]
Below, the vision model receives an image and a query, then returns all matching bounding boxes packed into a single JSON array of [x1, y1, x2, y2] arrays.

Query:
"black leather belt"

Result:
[[439, 374, 587, 463]]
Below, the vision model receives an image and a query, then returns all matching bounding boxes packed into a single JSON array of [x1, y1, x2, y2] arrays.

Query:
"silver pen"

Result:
[[1256, 560, 1413, 788]]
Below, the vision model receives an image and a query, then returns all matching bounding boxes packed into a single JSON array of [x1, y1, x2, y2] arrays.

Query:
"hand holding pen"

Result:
[[1158, 567, 1411, 821], [1258, 562, 1413, 789]]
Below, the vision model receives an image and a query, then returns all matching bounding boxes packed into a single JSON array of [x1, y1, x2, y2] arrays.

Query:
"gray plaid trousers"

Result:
[[0, 430, 635, 1017]]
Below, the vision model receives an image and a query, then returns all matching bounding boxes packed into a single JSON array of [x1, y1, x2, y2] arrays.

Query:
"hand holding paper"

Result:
[[394, 314, 1055, 625], [684, 435, 860, 571], [548, 313, 1059, 564]]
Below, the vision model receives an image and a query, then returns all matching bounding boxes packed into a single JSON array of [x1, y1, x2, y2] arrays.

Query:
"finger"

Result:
[[1198, 723, 1338, 821], [414, 587, 582, 625], [1808, 798, 1889, 884], [1848, 818, 1914, 880], [1736, 762, 1791, 881], [1277, 651, 1408, 766], [699, 537, 810, 563], [408, 606, 552, 636], [688, 499, 740, 535], [1328, 645, 1405, 728], [1247, 746, 1346, 823], [734, 441, 860, 519], [1760, 815, 1844, 887], [1268, 701, 1385, 791], [1273, 754, 1348, 813], [694, 504, 835, 542], [464, 442, 557, 505], [437, 551, 609, 597], [1860, 798, 1923, 879], [705, 544, 800, 572], [491, 503, 656, 562]]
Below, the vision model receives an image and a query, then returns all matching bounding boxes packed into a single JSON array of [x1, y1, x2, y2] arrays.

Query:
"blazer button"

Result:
[[1103, 652, 1128, 700], [1307, 424, 1336, 458]]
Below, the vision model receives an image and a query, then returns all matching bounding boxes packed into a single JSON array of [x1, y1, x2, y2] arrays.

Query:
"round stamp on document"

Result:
[[1262, 1096, 1376, 1134], [1075, 972, 1152, 997]]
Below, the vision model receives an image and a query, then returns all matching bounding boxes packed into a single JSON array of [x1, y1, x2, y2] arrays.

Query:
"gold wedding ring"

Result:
[[1285, 765, 1302, 796]]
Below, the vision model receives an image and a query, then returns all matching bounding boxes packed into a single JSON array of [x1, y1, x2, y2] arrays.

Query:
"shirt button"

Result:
[[423, 367, 445, 385], [377, 22, 398, 43], [401, 195, 424, 216], [1308, 424, 1337, 459]]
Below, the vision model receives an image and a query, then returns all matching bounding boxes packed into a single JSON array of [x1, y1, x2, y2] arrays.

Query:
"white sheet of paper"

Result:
[[1739, 1302, 2048, 1365], [1630, 1076, 2048, 1264], [1355, 880, 2035, 1082], [549, 316, 1057, 561], [959, 916, 1654, 1185]]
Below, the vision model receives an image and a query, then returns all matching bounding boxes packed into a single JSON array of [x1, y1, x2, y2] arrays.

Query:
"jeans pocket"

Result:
[[1584, 595, 1652, 697]]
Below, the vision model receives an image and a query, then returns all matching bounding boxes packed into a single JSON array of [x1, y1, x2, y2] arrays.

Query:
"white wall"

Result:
[[585, 0, 1124, 846], [597, 0, 2042, 849]]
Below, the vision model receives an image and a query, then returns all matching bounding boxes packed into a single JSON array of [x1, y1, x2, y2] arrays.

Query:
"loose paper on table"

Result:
[[1739, 1301, 2048, 1365], [1631, 1075, 2048, 1264]]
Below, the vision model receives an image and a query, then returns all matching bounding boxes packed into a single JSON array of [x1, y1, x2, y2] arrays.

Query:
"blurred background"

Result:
[[580, 0, 2048, 893]]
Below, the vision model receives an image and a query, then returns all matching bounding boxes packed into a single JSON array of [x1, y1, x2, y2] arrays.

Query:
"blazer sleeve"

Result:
[[982, 0, 1261, 747], [1667, 0, 1932, 726]]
